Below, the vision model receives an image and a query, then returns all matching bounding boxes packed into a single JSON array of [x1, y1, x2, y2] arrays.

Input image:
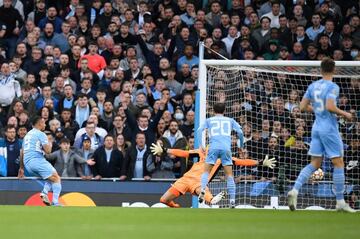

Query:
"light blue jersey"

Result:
[[304, 79, 339, 132], [197, 115, 244, 165], [304, 79, 343, 158], [23, 128, 49, 165]]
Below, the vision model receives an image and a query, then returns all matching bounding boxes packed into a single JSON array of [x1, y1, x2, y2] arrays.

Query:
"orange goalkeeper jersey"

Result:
[[168, 149, 258, 182]]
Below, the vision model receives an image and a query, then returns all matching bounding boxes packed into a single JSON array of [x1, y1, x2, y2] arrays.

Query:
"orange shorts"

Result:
[[172, 177, 200, 195]]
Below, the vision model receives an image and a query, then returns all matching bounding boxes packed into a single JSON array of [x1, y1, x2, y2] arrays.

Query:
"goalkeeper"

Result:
[[150, 142, 276, 208]]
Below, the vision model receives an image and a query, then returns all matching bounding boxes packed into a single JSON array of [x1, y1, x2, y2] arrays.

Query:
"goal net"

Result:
[[197, 60, 360, 210]]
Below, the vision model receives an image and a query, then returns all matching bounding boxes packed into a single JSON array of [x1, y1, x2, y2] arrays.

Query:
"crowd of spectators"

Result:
[[0, 0, 359, 185]]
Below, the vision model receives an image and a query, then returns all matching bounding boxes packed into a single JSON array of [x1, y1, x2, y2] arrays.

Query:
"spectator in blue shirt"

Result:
[[177, 44, 199, 72]]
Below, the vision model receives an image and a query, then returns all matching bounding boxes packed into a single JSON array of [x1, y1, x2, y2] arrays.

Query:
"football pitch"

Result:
[[0, 206, 358, 239]]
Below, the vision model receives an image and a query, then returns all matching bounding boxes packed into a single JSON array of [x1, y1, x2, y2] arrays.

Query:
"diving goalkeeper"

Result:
[[150, 142, 276, 208]]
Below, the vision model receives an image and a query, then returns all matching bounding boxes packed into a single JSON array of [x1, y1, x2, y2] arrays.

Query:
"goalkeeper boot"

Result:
[[211, 191, 226, 205], [198, 190, 205, 204], [336, 202, 356, 213], [287, 189, 298, 211], [40, 193, 51, 206]]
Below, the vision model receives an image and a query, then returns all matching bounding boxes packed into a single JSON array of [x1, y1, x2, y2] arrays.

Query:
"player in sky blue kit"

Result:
[[18, 116, 62, 206], [197, 102, 244, 208], [288, 58, 355, 213]]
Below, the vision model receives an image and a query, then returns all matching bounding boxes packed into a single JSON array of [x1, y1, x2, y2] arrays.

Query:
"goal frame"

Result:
[[194, 57, 360, 209]]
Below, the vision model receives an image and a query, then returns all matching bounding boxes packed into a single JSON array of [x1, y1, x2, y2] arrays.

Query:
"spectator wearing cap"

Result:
[[252, 16, 272, 51], [92, 134, 125, 179], [0, 62, 22, 109], [53, 126, 65, 147], [46, 137, 95, 178], [75, 135, 95, 179], [305, 43, 318, 60], [306, 13, 325, 42], [261, 0, 281, 29], [38, 6, 63, 33], [263, 39, 280, 60], [278, 45, 289, 60]]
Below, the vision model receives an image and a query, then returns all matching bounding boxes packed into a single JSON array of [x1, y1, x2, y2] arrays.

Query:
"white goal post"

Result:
[[195, 57, 360, 209]]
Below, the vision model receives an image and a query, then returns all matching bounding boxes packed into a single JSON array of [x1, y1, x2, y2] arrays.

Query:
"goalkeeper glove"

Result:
[[262, 155, 277, 169], [150, 142, 167, 156]]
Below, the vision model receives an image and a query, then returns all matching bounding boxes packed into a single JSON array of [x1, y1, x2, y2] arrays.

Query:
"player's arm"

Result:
[[299, 97, 313, 113], [41, 133, 53, 154], [42, 143, 52, 154], [150, 142, 199, 158], [196, 120, 208, 151], [326, 86, 353, 120], [232, 155, 276, 168], [300, 85, 313, 113], [232, 119, 244, 148], [18, 149, 24, 178]]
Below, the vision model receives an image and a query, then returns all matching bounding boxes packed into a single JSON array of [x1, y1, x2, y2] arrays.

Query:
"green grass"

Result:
[[0, 206, 359, 239]]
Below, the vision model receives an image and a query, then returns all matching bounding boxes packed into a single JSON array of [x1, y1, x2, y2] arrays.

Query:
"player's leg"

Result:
[[160, 187, 181, 208], [223, 165, 236, 208], [25, 160, 55, 206], [40, 180, 52, 206], [325, 133, 356, 212], [221, 149, 236, 208], [288, 156, 322, 211], [288, 132, 323, 211], [194, 186, 221, 204], [47, 172, 62, 206], [199, 150, 216, 203]]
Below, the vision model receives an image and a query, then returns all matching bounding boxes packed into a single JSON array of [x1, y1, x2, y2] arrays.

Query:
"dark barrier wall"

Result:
[[0, 179, 192, 207]]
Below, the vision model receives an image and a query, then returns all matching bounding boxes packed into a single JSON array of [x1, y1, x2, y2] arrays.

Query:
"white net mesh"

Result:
[[203, 63, 360, 209]]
